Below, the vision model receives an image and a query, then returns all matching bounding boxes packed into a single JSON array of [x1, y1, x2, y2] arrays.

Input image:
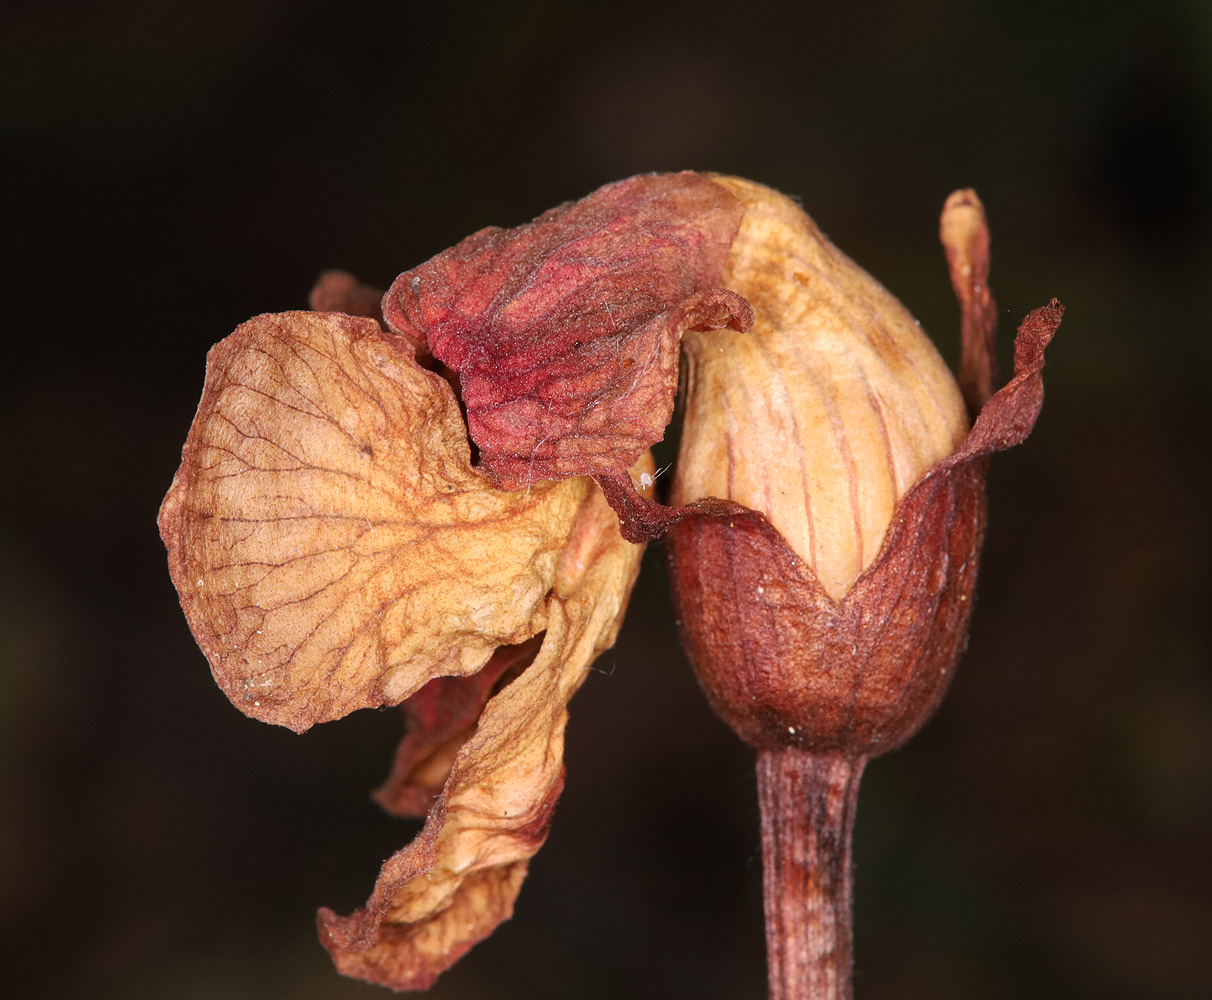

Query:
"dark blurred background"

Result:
[[2, 1, 1210, 997]]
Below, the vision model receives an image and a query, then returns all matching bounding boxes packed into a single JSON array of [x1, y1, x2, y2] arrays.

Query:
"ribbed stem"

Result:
[[756, 749, 865, 1000]]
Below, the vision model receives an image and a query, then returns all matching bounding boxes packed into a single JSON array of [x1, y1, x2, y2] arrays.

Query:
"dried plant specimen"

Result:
[[665, 181, 1061, 1000], [160, 171, 1060, 996]]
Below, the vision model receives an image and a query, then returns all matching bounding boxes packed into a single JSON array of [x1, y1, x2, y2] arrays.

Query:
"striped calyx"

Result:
[[667, 180, 1061, 753]]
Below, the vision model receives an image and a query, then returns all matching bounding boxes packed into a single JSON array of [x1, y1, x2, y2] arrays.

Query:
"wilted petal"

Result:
[[382, 171, 751, 492], [158, 310, 591, 732], [318, 479, 642, 990], [372, 636, 542, 819]]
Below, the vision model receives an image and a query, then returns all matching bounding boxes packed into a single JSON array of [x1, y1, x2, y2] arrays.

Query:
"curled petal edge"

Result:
[[372, 638, 542, 819], [381, 171, 752, 495], [318, 480, 642, 990]]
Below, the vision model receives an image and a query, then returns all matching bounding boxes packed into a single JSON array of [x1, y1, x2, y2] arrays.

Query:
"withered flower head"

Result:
[[159, 171, 1060, 993], [160, 172, 751, 990], [158, 307, 645, 987], [666, 180, 1062, 757]]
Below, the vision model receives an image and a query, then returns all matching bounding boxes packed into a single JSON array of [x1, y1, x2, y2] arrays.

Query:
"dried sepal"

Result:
[[668, 300, 1063, 753], [318, 479, 642, 990], [382, 171, 752, 494], [158, 310, 591, 732], [940, 190, 998, 415]]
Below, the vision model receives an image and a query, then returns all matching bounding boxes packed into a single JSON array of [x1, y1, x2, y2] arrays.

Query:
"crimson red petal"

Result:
[[382, 172, 751, 491]]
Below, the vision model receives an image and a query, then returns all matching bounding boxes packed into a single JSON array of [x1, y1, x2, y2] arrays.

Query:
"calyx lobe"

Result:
[[668, 301, 1063, 753]]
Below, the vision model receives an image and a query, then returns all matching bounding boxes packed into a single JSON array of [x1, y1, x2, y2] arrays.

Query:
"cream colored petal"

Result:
[[159, 310, 590, 731], [318, 477, 643, 990], [674, 177, 969, 600]]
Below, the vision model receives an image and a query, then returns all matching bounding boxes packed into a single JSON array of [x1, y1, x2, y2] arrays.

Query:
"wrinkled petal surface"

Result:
[[372, 636, 542, 819], [318, 479, 642, 989], [160, 308, 646, 987], [158, 310, 592, 731], [382, 171, 751, 491]]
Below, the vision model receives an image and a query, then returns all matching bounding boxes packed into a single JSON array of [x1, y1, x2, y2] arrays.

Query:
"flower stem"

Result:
[[756, 748, 865, 1000]]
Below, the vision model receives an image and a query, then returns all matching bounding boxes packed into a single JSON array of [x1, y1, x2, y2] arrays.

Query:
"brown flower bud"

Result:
[[667, 178, 1062, 755]]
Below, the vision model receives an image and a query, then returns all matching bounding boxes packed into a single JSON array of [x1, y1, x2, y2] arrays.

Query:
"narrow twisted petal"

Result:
[[318, 481, 641, 989]]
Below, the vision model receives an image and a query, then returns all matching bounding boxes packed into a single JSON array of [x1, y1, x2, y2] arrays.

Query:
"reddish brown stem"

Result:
[[756, 748, 865, 1000]]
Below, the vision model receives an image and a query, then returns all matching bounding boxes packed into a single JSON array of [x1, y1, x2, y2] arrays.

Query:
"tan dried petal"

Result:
[[158, 310, 592, 732], [673, 176, 970, 600], [372, 636, 542, 819], [318, 477, 642, 990]]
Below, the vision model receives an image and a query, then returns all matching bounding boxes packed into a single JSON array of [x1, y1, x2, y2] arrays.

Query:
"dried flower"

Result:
[[158, 307, 651, 986], [159, 173, 750, 990], [666, 180, 1062, 756], [159, 172, 1060, 995], [663, 180, 1061, 1000]]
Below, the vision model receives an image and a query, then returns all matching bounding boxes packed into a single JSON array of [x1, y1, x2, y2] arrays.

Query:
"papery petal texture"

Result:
[[382, 171, 752, 492], [158, 310, 591, 732], [318, 479, 642, 990], [160, 308, 646, 988], [372, 637, 541, 819]]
